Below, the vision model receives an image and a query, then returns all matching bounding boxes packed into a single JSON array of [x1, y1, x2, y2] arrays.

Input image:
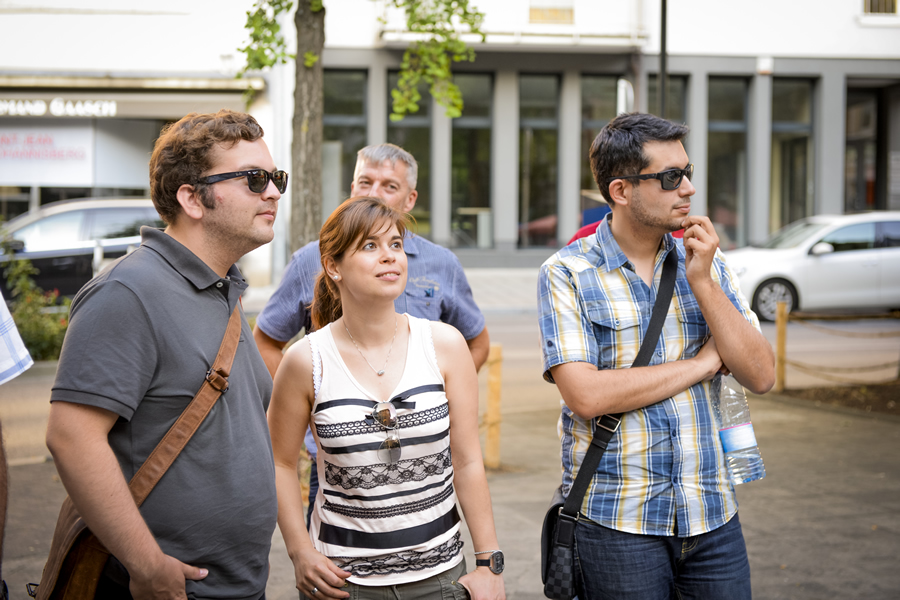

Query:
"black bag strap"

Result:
[[560, 248, 678, 519]]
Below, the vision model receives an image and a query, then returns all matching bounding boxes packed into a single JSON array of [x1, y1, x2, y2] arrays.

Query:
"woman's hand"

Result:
[[458, 568, 506, 600], [293, 546, 351, 599]]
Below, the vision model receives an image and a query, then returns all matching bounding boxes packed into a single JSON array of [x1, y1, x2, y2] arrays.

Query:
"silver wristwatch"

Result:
[[475, 550, 504, 574]]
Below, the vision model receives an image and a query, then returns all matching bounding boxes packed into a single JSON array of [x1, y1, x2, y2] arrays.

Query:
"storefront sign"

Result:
[[0, 98, 117, 118], [0, 125, 94, 186]]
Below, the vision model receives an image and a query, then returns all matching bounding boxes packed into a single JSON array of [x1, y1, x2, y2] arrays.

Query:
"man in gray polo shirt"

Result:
[[46, 109, 285, 600]]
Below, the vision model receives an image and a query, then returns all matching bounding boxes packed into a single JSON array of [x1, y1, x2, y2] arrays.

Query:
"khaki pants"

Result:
[[302, 558, 469, 600]]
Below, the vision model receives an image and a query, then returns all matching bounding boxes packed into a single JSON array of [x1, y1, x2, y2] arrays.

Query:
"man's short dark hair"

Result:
[[149, 109, 265, 224], [589, 112, 689, 204]]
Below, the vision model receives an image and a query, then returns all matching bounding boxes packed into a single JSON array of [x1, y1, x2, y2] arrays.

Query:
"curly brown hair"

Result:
[[149, 109, 265, 224]]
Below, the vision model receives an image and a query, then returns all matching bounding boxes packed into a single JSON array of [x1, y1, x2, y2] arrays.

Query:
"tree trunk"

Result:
[[291, 0, 325, 252]]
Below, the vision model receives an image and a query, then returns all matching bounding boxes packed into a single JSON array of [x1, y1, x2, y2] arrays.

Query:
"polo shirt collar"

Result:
[[594, 214, 677, 273], [140, 227, 247, 292], [403, 231, 420, 256]]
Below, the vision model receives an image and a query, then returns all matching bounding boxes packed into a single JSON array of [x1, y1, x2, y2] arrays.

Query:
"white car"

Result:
[[723, 212, 900, 321], [1, 198, 163, 297]]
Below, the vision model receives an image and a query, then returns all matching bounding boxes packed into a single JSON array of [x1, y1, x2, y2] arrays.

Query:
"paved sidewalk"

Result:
[[241, 267, 542, 315], [3, 277, 900, 598]]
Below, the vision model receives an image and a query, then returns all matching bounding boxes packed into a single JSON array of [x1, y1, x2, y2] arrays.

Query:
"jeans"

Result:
[[306, 460, 319, 528], [573, 513, 751, 600]]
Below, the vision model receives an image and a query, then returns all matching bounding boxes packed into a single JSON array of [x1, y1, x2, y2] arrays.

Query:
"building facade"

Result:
[[303, 0, 900, 269], [2, 0, 899, 281]]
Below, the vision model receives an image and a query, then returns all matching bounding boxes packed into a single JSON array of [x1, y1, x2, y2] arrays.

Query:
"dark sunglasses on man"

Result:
[[607, 163, 693, 191], [197, 169, 289, 194]]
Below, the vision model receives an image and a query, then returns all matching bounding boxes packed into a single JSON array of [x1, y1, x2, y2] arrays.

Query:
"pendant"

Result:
[[377, 370, 385, 376]]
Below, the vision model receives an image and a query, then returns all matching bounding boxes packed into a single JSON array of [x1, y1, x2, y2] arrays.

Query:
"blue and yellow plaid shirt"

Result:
[[538, 216, 761, 537]]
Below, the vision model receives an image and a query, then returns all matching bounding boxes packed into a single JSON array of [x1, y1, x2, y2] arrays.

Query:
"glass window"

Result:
[[530, 0, 574, 24], [877, 221, 900, 248], [388, 73, 432, 238], [709, 79, 747, 122], [324, 70, 367, 115], [772, 80, 813, 123], [864, 0, 897, 14], [88, 188, 147, 199], [648, 75, 687, 123], [324, 70, 367, 214], [519, 75, 559, 248], [13, 211, 85, 251], [451, 74, 492, 249], [0, 186, 31, 222], [580, 76, 617, 226], [820, 223, 875, 252], [88, 208, 163, 240], [845, 91, 879, 212], [40, 187, 90, 205], [708, 77, 749, 250], [762, 219, 829, 249], [771, 79, 814, 231]]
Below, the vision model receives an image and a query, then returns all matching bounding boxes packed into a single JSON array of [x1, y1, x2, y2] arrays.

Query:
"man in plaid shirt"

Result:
[[538, 112, 775, 599]]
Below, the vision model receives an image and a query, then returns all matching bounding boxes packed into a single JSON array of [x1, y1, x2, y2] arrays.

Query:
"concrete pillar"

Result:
[[492, 71, 519, 252], [636, 57, 651, 113], [816, 71, 846, 214], [267, 60, 295, 280], [431, 96, 452, 247], [559, 70, 581, 243], [686, 69, 708, 218], [368, 58, 388, 146], [748, 72, 772, 244], [29, 185, 40, 213], [888, 84, 900, 210]]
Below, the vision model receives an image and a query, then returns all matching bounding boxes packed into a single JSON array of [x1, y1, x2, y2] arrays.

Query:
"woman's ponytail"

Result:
[[311, 270, 342, 330]]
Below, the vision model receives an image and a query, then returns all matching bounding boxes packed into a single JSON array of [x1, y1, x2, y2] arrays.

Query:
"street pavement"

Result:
[[3, 269, 900, 599]]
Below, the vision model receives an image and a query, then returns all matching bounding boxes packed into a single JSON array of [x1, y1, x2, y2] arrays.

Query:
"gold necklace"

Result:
[[343, 316, 398, 376]]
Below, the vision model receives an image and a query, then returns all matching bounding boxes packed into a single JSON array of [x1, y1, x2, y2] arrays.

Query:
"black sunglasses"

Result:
[[371, 401, 401, 464], [196, 169, 288, 194], [607, 164, 693, 191]]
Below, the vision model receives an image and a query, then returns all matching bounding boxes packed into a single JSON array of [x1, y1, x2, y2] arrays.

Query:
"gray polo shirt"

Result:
[[52, 228, 277, 600]]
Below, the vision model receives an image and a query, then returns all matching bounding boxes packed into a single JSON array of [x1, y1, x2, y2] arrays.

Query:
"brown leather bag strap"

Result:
[[128, 304, 243, 507]]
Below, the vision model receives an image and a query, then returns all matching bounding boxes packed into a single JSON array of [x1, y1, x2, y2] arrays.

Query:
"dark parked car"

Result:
[[0, 198, 164, 297]]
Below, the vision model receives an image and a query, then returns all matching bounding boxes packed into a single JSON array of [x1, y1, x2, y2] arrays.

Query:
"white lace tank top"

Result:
[[306, 314, 463, 586]]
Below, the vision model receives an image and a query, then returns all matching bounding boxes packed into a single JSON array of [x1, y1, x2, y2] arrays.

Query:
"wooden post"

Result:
[[775, 301, 787, 392], [483, 343, 503, 470]]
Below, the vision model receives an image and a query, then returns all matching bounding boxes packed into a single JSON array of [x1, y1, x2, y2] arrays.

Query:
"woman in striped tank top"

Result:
[[268, 197, 506, 600]]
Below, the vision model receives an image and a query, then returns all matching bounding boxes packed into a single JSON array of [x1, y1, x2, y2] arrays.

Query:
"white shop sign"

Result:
[[0, 124, 94, 186], [0, 98, 117, 118]]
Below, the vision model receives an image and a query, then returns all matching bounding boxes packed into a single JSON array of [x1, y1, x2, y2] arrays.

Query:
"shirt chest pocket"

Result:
[[403, 286, 443, 321], [675, 304, 710, 359], [586, 302, 642, 369]]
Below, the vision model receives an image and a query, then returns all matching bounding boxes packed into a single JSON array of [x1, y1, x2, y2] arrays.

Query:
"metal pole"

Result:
[[775, 301, 787, 392], [483, 344, 503, 470], [659, 0, 667, 118]]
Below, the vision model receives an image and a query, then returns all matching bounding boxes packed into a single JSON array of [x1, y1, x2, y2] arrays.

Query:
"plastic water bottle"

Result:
[[709, 373, 766, 485]]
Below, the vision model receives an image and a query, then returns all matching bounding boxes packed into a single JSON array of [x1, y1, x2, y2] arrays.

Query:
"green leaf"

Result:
[[303, 51, 320, 67], [237, 1, 295, 77], [386, 0, 486, 121]]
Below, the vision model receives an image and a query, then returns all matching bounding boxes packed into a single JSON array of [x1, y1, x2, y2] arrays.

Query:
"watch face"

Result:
[[491, 551, 504, 574]]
